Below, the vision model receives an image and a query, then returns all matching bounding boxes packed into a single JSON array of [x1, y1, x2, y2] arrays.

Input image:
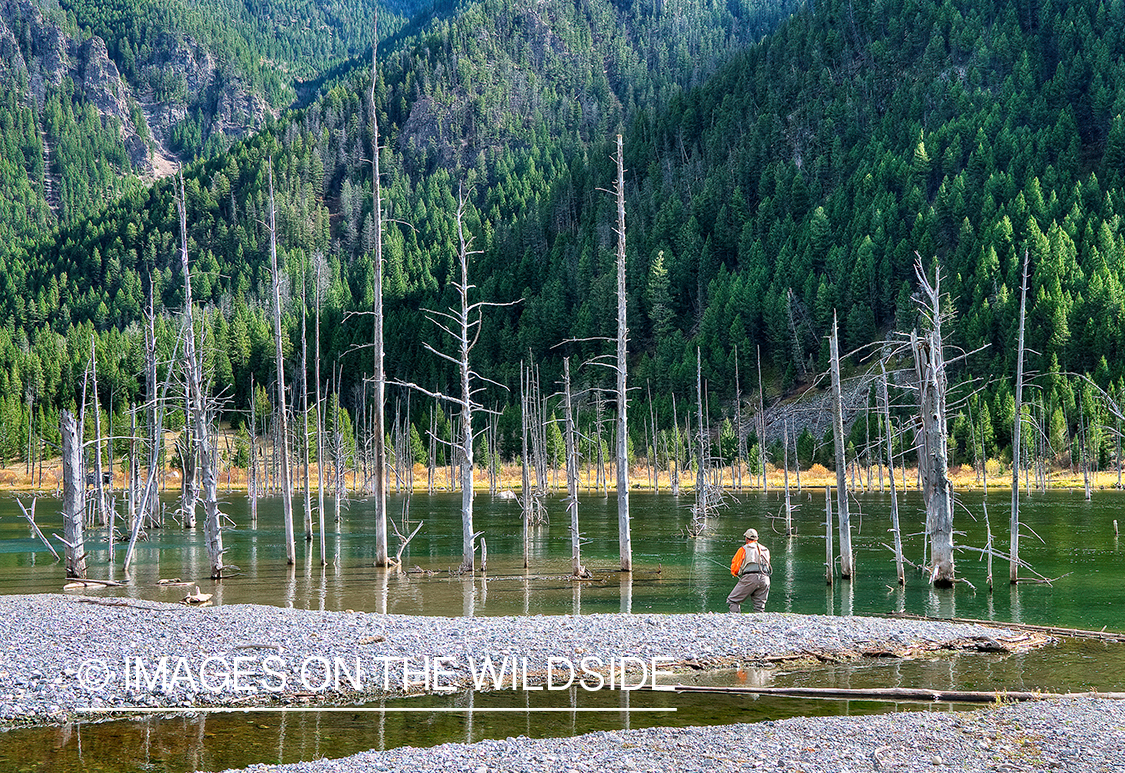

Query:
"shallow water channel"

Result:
[[1, 488, 1124, 771]]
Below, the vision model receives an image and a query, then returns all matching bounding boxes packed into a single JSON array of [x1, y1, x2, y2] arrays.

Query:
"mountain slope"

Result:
[[4, 0, 1124, 472]]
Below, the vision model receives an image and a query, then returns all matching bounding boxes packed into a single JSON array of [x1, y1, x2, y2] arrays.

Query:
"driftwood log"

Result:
[[667, 684, 1125, 703]]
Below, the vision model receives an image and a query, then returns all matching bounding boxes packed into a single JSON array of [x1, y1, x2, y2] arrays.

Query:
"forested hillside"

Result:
[[0, 0, 426, 255], [0, 0, 799, 459], [1, 0, 1123, 474]]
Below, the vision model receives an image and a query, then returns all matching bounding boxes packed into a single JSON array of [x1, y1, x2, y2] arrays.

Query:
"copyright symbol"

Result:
[[76, 659, 114, 691]]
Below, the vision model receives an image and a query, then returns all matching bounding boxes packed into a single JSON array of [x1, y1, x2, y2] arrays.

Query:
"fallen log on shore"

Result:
[[885, 612, 1125, 643], [667, 684, 1125, 703]]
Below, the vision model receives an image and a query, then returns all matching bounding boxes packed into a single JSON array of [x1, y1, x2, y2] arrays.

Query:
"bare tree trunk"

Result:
[[370, 24, 389, 566], [249, 374, 258, 525], [301, 269, 313, 541], [428, 404, 436, 495], [913, 259, 954, 587], [267, 159, 295, 565], [1117, 393, 1122, 489], [974, 401, 993, 591], [1010, 249, 1029, 583], [563, 358, 586, 577], [757, 346, 767, 492], [613, 135, 631, 573], [25, 393, 33, 478], [829, 312, 853, 579], [176, 174, 224, 579], [521, 363, 531, 568], [1078, 397, 1092, 501], [128, 402, 137, 536], [880, 366, 904, 585], [782, 414, 792, 535], [315, 258, 326, 566], [595, 390, 605, 495], [61, 410, 87, 578], [456, 205, 476, 573], [334, 370, 344, 526], [734, 346, 743, 492], [824, 485, 832, 586], [865, 403, 872, 491], [670, 392, 680, 495], [647, 380, 658, 493], [695, 348, 706, 519], [90, 338, 109, 530]]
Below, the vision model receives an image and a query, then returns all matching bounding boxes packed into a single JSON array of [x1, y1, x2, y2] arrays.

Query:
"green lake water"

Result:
[[1, 487, 1123, 771]]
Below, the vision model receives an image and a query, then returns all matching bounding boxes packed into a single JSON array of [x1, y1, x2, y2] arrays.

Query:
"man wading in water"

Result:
[[727, 528, 771, 612]]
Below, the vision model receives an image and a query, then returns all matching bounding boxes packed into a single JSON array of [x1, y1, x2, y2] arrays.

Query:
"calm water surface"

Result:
[[1, 488, 1122, 626], [1, 487, 1124, 771]]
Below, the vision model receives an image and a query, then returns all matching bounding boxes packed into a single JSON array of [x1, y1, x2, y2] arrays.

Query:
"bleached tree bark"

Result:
[[404, 191, 517, 572], [824, 484, 832, 586], [563, 358, 586, 577], [61, 410, 87, 578], [89, 338, 110, 535], [734, 347, 743, 492], [315, 256, 326, 566], [829, 312, 853, 579], [267, 159, 295, 565], [782, 413, 792, 535], [1010, 249, 1029, 583], [913, 259, 954, 587], [176, 174, 225, 579], [880, 365, 905, 585], [249, 373, 258, 525], [756, 346, 767, 492], [670, 392, 680, 495], [301, 273, 313, 542], [695, 348, 706, 520], [520, 362, 531, 568], [647, 380, 658, 493], [370, 19, 389, 567], [613, 133, 632, 573]]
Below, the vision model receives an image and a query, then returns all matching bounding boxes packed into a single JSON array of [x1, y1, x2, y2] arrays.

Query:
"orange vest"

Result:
[[731, 541, 768, 576]]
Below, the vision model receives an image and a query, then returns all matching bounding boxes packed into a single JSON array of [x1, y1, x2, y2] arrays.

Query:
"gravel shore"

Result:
[[0, 594, 1036, 726], [208, 696, 1125, 773]]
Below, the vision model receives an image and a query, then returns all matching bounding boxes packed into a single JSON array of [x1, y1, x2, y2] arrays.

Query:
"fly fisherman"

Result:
[[727, 528, 771, 613]]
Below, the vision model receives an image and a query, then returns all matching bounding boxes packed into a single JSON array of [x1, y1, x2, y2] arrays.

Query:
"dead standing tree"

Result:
[[176, 174, 226, 578], [59, 410, 87, 578], [912, 258, 955, 587], [562, 358, 589, 577], [1010, 249, 1030, 583], [369, 20, 389, 567], [267, 158, 296, 566], [612, 134, 632, 573], [879, 363, 906, 585], [829, 312, 854, 579], [401, 191, 518, 572]]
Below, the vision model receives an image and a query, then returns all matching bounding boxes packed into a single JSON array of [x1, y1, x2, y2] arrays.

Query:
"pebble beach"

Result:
[[0, 594, 1034, 725], [208, 696, 1125, 773]]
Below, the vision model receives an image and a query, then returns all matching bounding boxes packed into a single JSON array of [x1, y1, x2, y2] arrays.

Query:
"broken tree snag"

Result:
[[829, 312, 853, 579], [913, 257, 955, 588], [824, 485, 833, 585], [520, 362, 531, 568], [1011, 249, 1029, 584], [563, 358, 587, 578], [267, 158, 295, 566], [879, 365, 905, 585], [176, 174, 225, 580], [315, 256, 326, 567], [407, 188, 517, 573], [61, 410, 87, 579], [370, 15, 388, 567], [613, 133, 632, 573]]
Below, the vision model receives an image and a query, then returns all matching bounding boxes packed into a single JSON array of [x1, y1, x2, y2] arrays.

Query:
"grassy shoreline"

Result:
[[1, 457, 1121, 495]]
